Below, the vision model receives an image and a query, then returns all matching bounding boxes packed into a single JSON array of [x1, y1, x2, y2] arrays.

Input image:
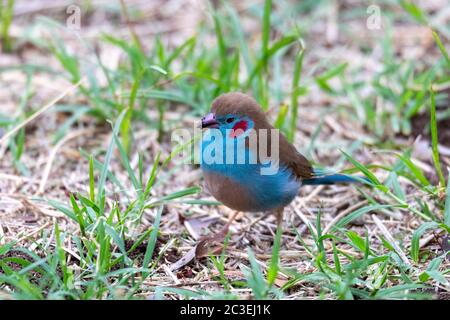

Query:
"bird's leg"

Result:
[[275, 207, 284, 230], [195, 211, 239, 257], [218, 210, 239, 236]]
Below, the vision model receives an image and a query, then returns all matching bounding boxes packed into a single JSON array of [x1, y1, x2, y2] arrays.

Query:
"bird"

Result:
[[199, 92, 367, 234]]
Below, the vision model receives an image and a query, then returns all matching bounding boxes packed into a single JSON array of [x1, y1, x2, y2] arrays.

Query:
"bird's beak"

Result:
[[200, 113, 219, 129]]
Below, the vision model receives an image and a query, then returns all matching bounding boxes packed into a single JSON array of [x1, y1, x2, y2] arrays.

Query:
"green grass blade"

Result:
[[411, 221, 439, 263], [274, 103, 288, 129], [432, 30, 450, 68], [341, 150, 385, 189], [335, 205, 394, 229], [288, 46, 305, 142], [114, 134, 140, 194], [399, 0, 428, 25], [267, 225, 282, 287], [444, 171, 450, 227], [97, 109, 128, 203], [89, 155, 95, 202], [225, 3, 252, 74], [244, 248, 267, 300], [430, 88, 446, 187], [261, 0, 272, 70], [142, 205, 163, 278], [0, 0, 15, 52], [247, 35, 298, 86]]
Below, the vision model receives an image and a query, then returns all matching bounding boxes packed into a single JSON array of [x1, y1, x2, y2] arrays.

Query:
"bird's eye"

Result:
[[226, 117, 235, 123]]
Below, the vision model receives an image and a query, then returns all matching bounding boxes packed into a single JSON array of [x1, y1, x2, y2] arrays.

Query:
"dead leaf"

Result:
[[195, 233, 227, 258], [442, 235, 450, 261], [176, 266, 194, 279], [274, 277, 288, 288], [169, 247, 196, 272], [177, 212, 186, 225], [184, 216, 217, 240], [169, 228, 229, 272], [23, 214, 38, 224]]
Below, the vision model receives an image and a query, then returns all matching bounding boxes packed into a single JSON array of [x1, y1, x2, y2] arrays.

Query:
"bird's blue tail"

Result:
[[302, 169, 370, 186]]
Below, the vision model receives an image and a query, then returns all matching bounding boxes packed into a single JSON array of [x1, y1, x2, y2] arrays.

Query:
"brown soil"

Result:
[[410, 113, 450, 147], [0, 250, 45, 285]]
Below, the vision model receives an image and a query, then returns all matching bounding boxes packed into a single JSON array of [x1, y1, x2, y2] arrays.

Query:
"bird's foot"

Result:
[[195, 211, 238, 258]]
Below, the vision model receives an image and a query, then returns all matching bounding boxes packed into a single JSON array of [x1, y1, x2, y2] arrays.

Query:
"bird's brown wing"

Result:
[[250, 121, 314, 180], [278, 133, 314, 179]]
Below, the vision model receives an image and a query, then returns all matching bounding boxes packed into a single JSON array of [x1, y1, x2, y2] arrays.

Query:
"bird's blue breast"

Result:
[[200, 129, 301, 212]]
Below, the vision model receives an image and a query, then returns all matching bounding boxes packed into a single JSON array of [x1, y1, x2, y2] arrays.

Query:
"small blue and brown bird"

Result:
[[199, 92, 366, 232]]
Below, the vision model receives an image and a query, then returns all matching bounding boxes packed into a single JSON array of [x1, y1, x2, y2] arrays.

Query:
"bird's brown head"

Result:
[[200, 92, 270, 131]]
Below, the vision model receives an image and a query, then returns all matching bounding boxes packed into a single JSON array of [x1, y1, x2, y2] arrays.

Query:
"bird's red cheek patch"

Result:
[[229, 120, 248, 138]]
